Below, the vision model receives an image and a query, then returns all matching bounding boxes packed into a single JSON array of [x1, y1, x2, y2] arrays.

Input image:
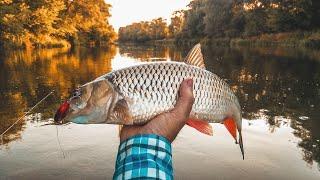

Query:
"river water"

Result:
[[0, 44, 319, 179]]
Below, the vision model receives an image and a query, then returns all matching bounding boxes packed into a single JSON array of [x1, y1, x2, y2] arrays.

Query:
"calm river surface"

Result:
[[0, 44, 320, 179]]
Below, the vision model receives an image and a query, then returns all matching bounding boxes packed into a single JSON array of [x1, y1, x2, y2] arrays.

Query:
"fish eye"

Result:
[[72, 89, 81, 97]]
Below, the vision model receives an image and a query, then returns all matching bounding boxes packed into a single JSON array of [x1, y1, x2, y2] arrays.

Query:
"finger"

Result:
[[172, 79, 194, 118]]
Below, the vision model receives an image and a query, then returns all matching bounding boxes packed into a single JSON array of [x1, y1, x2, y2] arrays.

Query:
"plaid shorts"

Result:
[[113, 134, 173, 180]]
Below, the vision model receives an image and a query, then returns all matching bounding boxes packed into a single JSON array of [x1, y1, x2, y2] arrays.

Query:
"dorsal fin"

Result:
[[184, 43, 205, 69]]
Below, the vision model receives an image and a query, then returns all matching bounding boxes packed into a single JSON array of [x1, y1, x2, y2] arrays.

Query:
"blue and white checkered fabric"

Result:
[[113, 134, 173, 180]]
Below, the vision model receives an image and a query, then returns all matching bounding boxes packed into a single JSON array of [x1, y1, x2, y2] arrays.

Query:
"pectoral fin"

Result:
[[110, 99, 133, 125], [186, 119, 213, 136]]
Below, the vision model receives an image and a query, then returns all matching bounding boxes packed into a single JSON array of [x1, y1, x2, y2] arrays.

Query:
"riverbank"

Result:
[[183, 31, 320, 48], [0, 39, 117, 50], [0, 37, 70, 50], [119, 31, 320, 49]]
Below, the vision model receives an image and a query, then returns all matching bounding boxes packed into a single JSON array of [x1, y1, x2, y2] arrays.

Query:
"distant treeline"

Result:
[[118, 0, 320, 46], [119, 18, 169, 42], [0, 0, 116, 48]]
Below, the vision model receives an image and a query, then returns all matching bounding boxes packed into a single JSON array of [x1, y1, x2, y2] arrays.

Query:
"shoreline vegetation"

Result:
[[1, 0, 320, 50], [0, 0, 116, 49], [118, 0, 320, 49], [141, 30, 320, 48]]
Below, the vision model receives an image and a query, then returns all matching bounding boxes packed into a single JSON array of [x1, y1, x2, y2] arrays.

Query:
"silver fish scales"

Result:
[[104, 62, 241, 125]]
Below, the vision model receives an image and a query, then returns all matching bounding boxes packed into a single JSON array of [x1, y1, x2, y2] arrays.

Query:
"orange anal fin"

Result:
[[223, 117, 237, 141], [186, 119, 213, 136]]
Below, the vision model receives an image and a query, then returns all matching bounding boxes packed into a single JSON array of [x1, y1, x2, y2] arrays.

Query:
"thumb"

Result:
[[172, 79, 194, 119]]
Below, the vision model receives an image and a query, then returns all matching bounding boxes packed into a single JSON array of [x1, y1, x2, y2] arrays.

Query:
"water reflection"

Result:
[[0, 46, 116, 146], [118, 43, 184, 61], [205, 46, 320, 169], [0, 44, 320, 174]]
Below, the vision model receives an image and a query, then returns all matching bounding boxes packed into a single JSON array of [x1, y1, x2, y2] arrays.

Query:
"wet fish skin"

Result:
[[101, 61, 241, 127]]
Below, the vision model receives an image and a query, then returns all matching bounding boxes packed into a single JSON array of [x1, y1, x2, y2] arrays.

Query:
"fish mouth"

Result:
[[54, 101, 70, 123], [54, 88, 83, 123]]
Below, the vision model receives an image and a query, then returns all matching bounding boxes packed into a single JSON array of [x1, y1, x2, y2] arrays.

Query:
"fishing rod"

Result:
[[0, 90, 55, 144]]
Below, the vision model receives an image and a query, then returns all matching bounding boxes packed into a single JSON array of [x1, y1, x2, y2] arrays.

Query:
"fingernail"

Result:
[[187, 79, 193, 87]]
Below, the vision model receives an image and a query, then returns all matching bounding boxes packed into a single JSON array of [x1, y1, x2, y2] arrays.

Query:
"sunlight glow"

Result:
[[111, 49, 140, 70], [107, 0, 191, 31]]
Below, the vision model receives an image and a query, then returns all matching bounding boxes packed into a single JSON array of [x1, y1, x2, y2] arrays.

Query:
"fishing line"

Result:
[[56, 125, 66, 159], [0, 90, 54, 144]]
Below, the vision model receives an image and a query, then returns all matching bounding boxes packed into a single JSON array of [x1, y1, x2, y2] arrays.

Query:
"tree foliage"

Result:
[[0, 0, 116, 48], [118, 0, 320, 42], [267, 0, 313, 32], [204, 0, 233, 37], [118, 18, 168, 42], [180, 0, 206, 38], [168, 11, 184, 38]]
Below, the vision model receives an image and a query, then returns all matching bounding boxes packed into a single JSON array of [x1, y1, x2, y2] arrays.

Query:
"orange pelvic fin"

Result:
[[186, 119, 213, 136], [223, 117, 237, 142]]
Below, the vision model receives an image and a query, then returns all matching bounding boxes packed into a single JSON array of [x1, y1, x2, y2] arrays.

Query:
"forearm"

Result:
[[113, 134, 173, 180]]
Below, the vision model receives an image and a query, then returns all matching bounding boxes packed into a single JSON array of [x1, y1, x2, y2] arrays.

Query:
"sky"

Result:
[[107, 0, 191, 31]]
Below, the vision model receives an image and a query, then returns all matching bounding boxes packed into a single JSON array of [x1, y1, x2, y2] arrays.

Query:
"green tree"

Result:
[[168, 11, 184, 38], [118, 22, 152, 42], [267, 0, 313, 32], [311, 0, 320, 28], [204, 0, 233, 37], [117, 0, 320, 43], [229, 1, 245, 37], [118, 18, 168, 42], [180, 0, 206, 38], [150, 18, 168, 40], [243, 0, 270, 36]]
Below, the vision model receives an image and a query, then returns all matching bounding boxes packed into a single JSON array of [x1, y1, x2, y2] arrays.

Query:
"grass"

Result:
[[170, 30, 320, 49], [229, 31, 320, 48], [1, 35, 71, 50]]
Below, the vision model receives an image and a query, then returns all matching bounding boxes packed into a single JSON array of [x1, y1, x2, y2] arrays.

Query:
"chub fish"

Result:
[[54, 44, 245, 159]]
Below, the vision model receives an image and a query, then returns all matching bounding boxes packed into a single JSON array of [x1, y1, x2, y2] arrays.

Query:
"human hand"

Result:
[[119, 79, 194, 142]]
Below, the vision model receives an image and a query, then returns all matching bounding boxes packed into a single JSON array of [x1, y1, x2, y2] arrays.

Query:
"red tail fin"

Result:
[[224, 117, 245, 159]]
